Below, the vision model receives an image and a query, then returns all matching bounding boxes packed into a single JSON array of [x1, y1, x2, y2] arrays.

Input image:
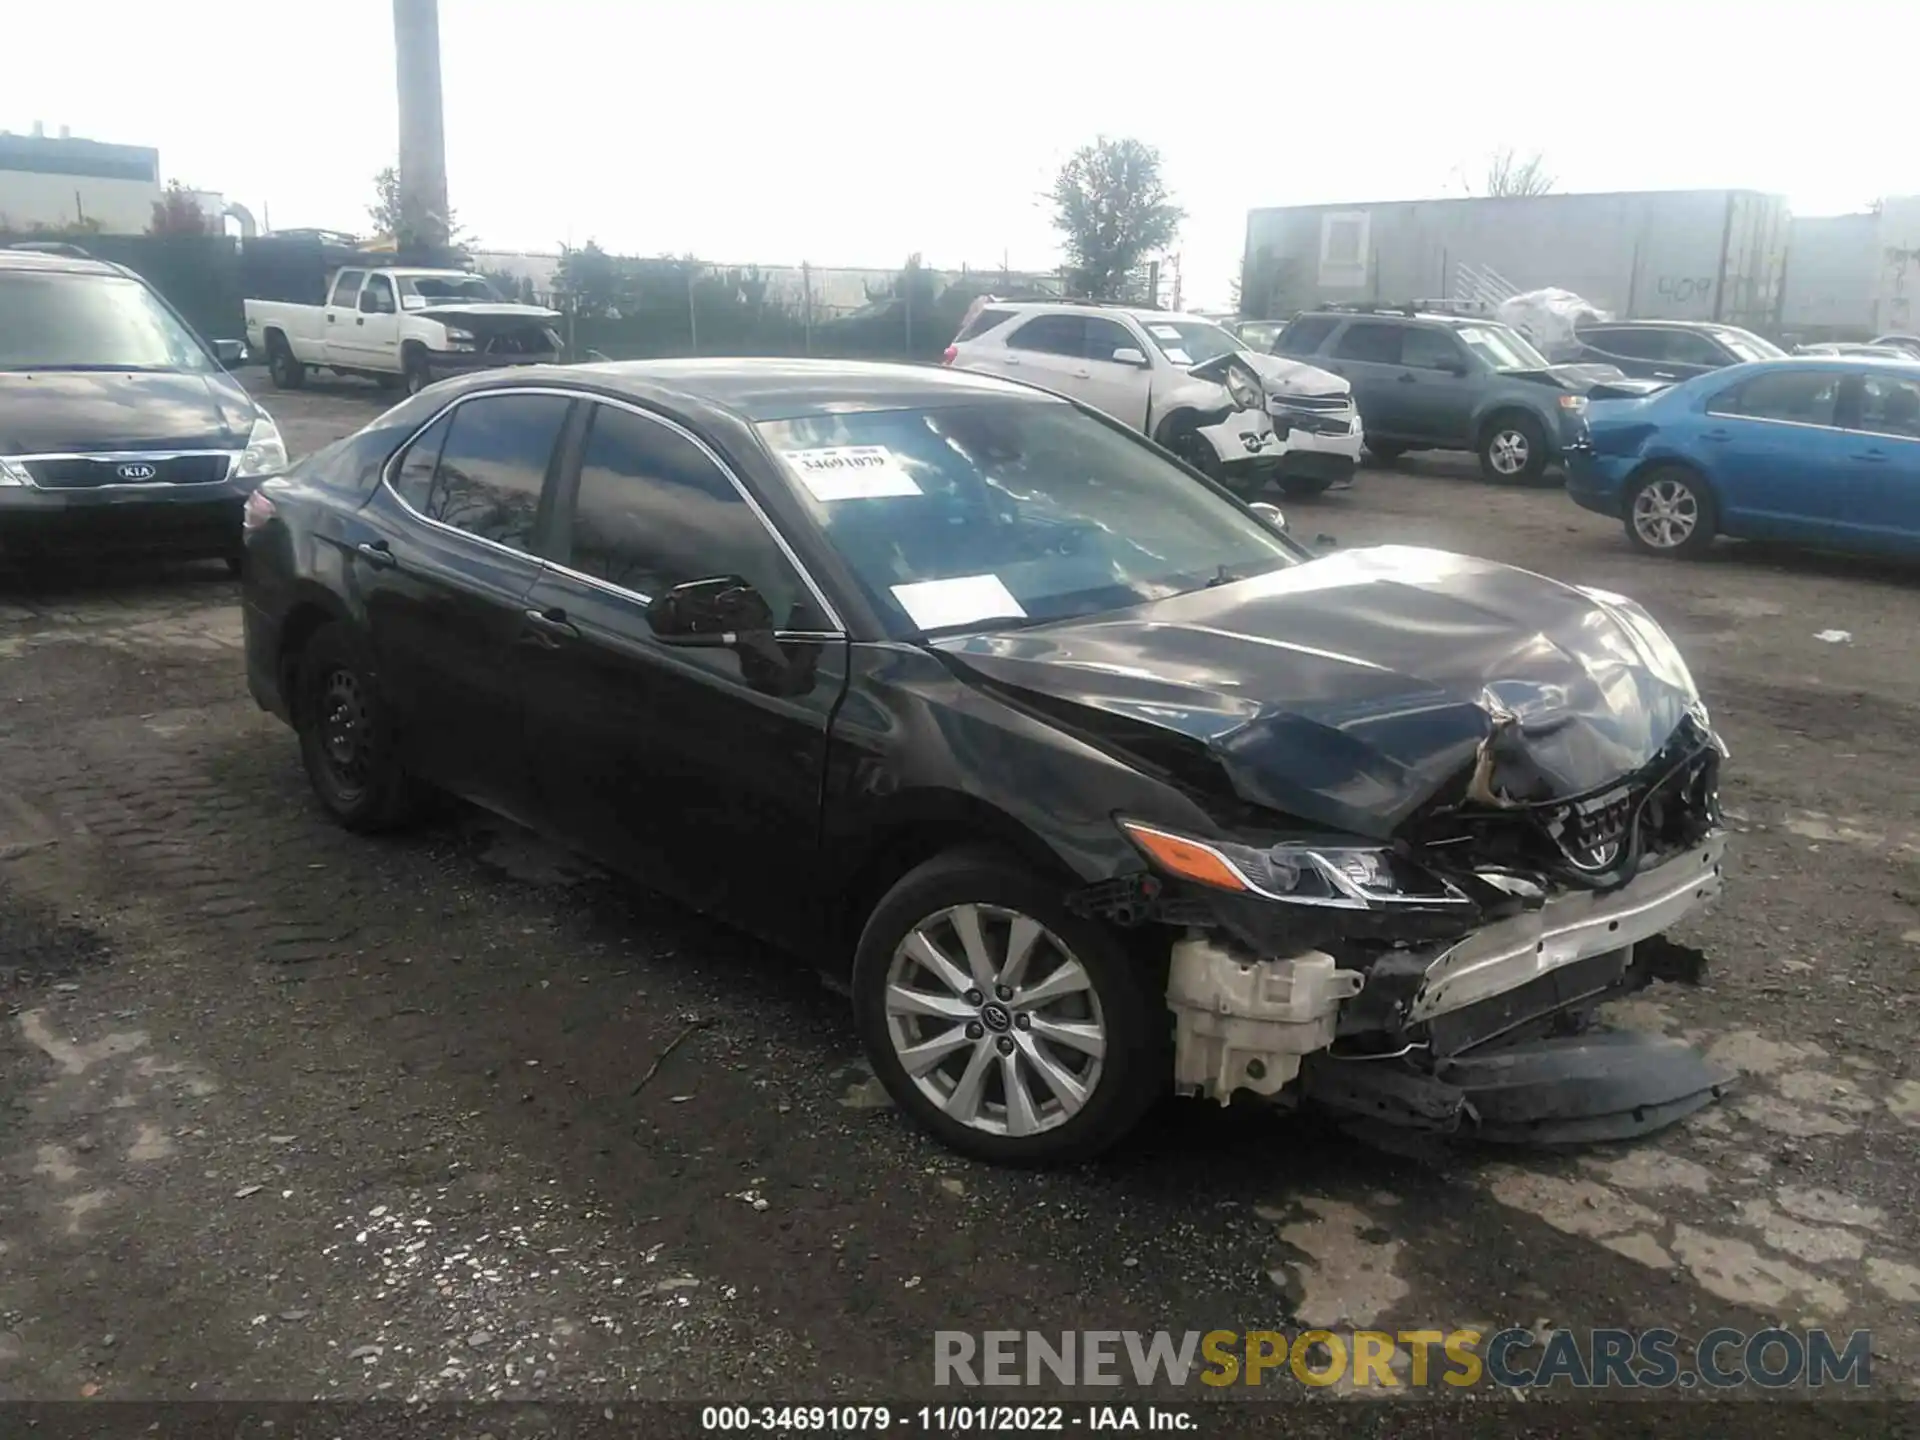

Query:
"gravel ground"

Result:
[[1, 373, 1916, 1410]]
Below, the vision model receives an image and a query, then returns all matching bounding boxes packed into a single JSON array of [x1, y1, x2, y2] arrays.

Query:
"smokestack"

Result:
[[392, 0, 450, 251], [31, 120, 44, 138], [58, 125, 70, 140]]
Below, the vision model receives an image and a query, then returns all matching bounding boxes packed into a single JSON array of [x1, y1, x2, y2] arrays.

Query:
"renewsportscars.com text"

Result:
[[934, 1328, 1873, 1390]]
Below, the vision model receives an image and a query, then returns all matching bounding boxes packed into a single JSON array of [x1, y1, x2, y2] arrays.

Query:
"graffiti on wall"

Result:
[[1655, 275, 1715, 305]]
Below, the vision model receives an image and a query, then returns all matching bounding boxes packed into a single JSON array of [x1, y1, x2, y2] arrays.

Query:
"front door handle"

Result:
[[1397, 372, 1418, 384], [1653, 371, 1677, 380], [1702, 429, 1731, 443], [1002, 355, 1020, 366], [356, 316, 365, 326], [1071, 368, 1092, 379], [519, 606, 580, 646], [325, 314, 335, 324], [354, 540, 397, 569]]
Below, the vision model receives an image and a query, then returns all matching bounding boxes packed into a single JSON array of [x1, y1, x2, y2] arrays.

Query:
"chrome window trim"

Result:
[[376, 385, 848, 634], [2, 448, 241, 491], [1698, 410, 1840, 434]]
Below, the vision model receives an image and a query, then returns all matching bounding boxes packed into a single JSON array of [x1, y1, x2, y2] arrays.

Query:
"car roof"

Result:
[[1583, 319, 1751, 334], [1300, 309, 1489, 328], [0, 246, 126, 277], [992, 300, 1219, 326], [564, 356, 1056, 422]]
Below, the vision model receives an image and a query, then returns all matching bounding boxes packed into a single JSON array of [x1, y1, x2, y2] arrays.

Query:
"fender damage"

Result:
[[937, 545, 1736, 1143]]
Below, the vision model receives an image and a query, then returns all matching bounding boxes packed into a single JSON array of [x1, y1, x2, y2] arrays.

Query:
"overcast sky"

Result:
[[8, 0, 1908, 306]]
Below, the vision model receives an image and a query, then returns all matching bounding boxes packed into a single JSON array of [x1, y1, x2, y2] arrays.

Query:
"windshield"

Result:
[[0, 271, 213, 372], [1455, 324, 1547, 371], [1233, 321, 1285, 353], [757, 399, 1300, 638], [1138, 319, 1243, 368], [1715, 328, 1784, 362], [399, 274, 501, 305]]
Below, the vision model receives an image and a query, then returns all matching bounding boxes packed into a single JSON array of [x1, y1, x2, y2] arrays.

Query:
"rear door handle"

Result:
[[356, 317, 365, 326], [1071, 368, 1092, 379], [354, 540, 397, 570], [325, 314, 336, 324], [519, 606, 579, 646], [1653, 371, 1677, 380], [1397, 372, 1418, 384], [1853, 450, 1889, 463], [1702, 429, 1731, 443], [1002, 355, 1020, 366]]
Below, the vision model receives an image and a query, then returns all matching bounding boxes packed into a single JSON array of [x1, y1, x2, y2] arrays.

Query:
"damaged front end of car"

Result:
[[1043, 591, 1736, 1145]]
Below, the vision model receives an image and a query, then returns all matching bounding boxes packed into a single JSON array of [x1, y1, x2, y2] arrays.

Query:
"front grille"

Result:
[[24, 454, 232, 489], [1543, 784, 1635, 872], [1271, 393, 1350, 412]]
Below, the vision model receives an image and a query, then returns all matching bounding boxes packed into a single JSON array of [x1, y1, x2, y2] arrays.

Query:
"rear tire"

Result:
[[1479, 413, 1549, 483], [293, 622, 422, 833], [267, 337, 306, 390], [852, 848, 1167, 1166], [1624, 465, 1718, 558]]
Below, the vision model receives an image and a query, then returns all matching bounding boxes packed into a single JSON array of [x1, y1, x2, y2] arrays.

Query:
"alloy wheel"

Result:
[[883, 903, 1106, 1138], [1487, 428, 1530, 476], [1632, 477, 1699, 550]]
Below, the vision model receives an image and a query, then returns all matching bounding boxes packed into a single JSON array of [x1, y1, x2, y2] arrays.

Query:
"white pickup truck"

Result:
[[244, 266, 563, 395]]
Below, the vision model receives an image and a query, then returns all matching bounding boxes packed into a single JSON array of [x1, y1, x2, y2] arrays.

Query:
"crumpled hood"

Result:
[[1189, 350, 1350, 400], [934, 545, 1699, 839], [415, 302, 562, 323], [0, 369, 258, 453]]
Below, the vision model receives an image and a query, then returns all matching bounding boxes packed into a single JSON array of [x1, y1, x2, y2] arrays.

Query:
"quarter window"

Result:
[[1707, 371, 1839, 426], [419, 393, 571, 550], [564, 404, 814, 625]]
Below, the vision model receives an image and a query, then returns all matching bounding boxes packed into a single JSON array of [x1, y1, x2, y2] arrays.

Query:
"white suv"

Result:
[[943, 300, 1363, 497]]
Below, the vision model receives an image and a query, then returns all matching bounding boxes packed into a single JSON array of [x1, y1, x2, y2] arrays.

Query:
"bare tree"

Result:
[[1483, 149, 1555, 198]]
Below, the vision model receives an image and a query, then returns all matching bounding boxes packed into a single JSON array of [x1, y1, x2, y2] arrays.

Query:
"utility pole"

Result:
[[392, 0, 449, 252]]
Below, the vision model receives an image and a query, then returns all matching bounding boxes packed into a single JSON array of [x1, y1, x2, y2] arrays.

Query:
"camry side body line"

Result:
[[242, 358, 1732, 1164]]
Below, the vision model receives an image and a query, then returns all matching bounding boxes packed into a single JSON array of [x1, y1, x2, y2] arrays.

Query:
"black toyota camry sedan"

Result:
[[0, 244, 284, 573], [242, 358, 1732, 1164]]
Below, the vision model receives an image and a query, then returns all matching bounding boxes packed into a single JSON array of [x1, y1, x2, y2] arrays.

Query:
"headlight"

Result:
[[232, 413, 288, 481], [1224, 363, 1264, 411], [1120, 820, 1470, 910], [0, 457, 34, 488], [443, 326, 478, 351]]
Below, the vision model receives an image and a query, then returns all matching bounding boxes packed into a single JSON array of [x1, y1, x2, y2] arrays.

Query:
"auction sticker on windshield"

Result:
[[783, 446, 922, 502], [1149, 324, 1183, 340], [890, 574, 1025, 631]]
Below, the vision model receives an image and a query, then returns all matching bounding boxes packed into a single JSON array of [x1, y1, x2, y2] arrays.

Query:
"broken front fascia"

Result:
[[1079, 712, 1728, 1107]]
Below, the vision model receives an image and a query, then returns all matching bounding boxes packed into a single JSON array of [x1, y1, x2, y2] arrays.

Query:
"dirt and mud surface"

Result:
[[2, 377, 1917, 1416]]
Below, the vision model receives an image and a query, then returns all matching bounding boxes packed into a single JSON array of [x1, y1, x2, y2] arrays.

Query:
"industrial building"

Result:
[[0, 122, 162, 232]]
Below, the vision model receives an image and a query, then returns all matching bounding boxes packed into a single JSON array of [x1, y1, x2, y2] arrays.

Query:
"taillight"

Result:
[[242, 489, 277, 532], [941, 345, 957, 366]]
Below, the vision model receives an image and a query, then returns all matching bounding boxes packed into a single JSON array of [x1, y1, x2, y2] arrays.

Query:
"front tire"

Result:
[[293, 622, 422, 832], [402, 346, 433, 397], [852, 849, 1166, 1166], [1624, 465, 1718, 558], [1479, 413, 1548, 483]]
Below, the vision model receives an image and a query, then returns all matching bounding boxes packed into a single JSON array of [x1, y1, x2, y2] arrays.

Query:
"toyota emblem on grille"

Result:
[[115, 462, 159, 481]]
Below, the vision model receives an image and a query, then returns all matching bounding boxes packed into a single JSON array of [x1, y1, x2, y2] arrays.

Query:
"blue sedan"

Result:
[[1565, 356, 1920, 558]]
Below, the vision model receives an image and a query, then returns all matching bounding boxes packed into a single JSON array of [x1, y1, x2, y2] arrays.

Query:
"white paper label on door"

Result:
[[782, 446, 922, 501], [890, 574, 1026, 631]]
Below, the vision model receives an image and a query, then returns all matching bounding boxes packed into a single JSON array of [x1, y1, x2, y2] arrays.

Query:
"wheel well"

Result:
[[829, 810, 1073, 971], [401, 339, 427, 361], [264, 327, 290, 353], [1476, 407, 1545, 449], [1153, 408, 1201, 446], [1625, 456, 1717, 505], [275, 602, 338, 712]]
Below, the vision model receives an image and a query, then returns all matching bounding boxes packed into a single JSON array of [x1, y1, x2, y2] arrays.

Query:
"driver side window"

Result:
[[562, 403, 817, 628], [360, 274, 395, 314], [1082, 317, 1138, 364]]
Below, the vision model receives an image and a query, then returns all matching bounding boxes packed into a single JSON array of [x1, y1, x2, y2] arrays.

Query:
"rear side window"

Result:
[[329, 271, 363, 309], [1585, 327, 1652, 359], [1332, 321, 1403, 364], [1852, 373, 1920, 437], [1007, 314, 1085, 356], [1275, 314, 1338, 356], [416, 393, 572, 551], [1707, 371, 1839, 426], [955, 306, 1017, 342], [1659, 330, 1724, 366]]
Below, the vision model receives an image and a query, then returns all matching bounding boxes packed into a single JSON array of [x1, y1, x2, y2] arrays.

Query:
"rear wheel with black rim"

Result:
[[294, 622, 422, 832], [267, 337, 306, 390], [1624, 465, 1717, 558], [1478, 413, 1549, 483], [852, 848, 1167, 1166]]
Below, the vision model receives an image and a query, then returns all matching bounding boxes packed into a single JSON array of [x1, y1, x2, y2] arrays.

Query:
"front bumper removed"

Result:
[[1163, 835, 1731, 1144]]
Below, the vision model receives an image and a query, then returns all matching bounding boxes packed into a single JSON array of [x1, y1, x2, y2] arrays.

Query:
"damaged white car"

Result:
[[944, 299, 1364, 498]]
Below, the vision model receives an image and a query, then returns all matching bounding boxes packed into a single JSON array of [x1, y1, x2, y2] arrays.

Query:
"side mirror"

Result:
[[645, 575, 774, 647], [1110, 346, 1150, 368], [212, 338, 247, 369], [1249, 502, 1287, 532]]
